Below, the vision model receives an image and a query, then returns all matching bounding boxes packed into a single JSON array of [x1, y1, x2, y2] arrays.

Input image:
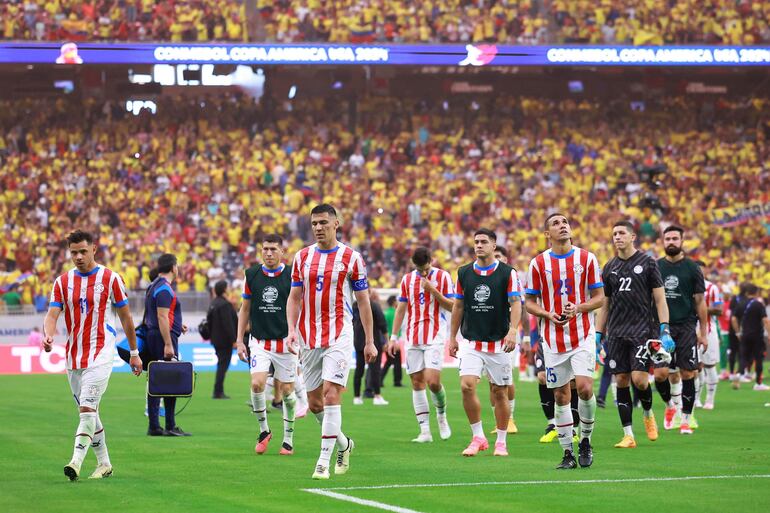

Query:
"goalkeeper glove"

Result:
[[659, 323, 675, 353]]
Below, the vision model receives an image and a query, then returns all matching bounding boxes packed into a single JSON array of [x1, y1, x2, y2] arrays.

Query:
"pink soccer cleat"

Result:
[[255, 431, 272, 454], [462, 436, 489, 457], [493, 442, 508, 456], [664, 407, 677, 430]]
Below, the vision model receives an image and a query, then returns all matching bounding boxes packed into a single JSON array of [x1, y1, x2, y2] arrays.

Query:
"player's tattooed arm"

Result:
[[652, 286, 669, 324], [387, 301, 408, 357], [694, 293, 708, 350], [286, 286, 303, 354], [42, 305, 61, 352], [576, 286, 605, 314]]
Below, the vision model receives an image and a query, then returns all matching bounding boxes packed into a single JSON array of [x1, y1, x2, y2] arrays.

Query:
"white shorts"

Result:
[[300, 334, 353, 392], [248, 344, 298, 383], [67, 363, 112, 409], [544, 344, 595, 389], [699, 330, 720, 366], [459, 348, 512, 386], [406, 344, 444, 375]]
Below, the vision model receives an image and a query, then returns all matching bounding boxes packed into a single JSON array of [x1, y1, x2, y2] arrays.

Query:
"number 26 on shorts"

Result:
[[546, 366, 557, 384]]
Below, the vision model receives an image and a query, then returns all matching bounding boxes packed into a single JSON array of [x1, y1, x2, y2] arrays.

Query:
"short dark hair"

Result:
[[262, 234, 283, 246], [310, 203, 337, 217], [739, 282, 750, 295], [66, 229, 93, 245], [411, 246, 431, 267], [613, 220, 636, 233], [214, 280, 227, 297], [544, 213, 568, 231], [745, 283, 759, 295], [663, 225, 684, 236], [149, 267, 159, 282], [494, 246, 509, 258], [474, 228, 496, 242], [387, 295, 397, 307], [157, 253, 177, 274]]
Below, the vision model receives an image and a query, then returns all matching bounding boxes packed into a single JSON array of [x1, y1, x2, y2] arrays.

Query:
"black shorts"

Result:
[[606, 336, 651, 375], [668, 322, 699, 371], [534, 343, 545, 375]]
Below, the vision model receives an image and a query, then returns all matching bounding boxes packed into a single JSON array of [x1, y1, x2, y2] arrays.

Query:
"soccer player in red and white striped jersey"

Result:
[[695, 261, 724, 409], [286, 204, 377, 480], [43, 230, 142, 481], [525, 213, 604, 470], [387, 247, 454, 443]]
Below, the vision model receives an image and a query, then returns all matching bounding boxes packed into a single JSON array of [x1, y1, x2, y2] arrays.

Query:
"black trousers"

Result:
[[740, 335, 767, 383], [365, 345, 383, 396], [380, 349, 402, 386], [213, 345, 232, 396]]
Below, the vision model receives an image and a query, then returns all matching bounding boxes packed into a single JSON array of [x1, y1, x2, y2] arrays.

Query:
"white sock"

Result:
[[528, 365, 535, 378], [282, 392, 296, 447], [671, 381, 682, 413], [547, 417, 555, 426], [554, 404, 574, 452], [623, 425, 634, 437], [705, 366, 718, 404], [318, 405, 342, 467], [470, 421, 484, 439], [681, 412, 691, 424], [72, 411, 96, 466], [294, 374, 308, 409], [610, 382, 618, 402], [496, 428, 507, 445], [695, 372, 703, 401], [265, 376, 275, 403], [508, 399, 515, 420], [251, 390, 270, 433], [412, 390, 431, 434], [578, 395, 596, 442], [91, 414, 110, 466]]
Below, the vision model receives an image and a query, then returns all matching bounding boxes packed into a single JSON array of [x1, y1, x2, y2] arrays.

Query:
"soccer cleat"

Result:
[[694, 398, 703, 409], [64, 461, 81, 481], [507, 418, 518, 434], [753, 384, 770, 391], [664, 407, 677, 430], [672, 413, 682, 429], [643, 414, 659, 441], [680, 423, 693, 435], [255, 431, 272, 454], [703, 402, 714, 410], [556, 451, 577, 470], [279, 442, 294, 455], [539, 426, 557, 443], [493, 442, 508, 456], [165, 426, 192, 436], [411, 432, 434, 443], [88, 464, 113, 479], [578, 438, 593, 467], [614, 435, 637, 448], [373, 396, 389, 406], [147, 427, 166, 436], [690, 416, 699, 429], [438, 415, 452, 440], [353, 397, 364, 405], [461, 436, 489, 456], [335, 437, 354, 475], [312, 464, 330, 480]]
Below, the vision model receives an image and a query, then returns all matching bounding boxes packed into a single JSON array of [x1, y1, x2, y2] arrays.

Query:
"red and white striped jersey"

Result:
[[525, 246, 603, 354], [291, 243, 368, 349], [49, 266, 128, 370], [704, 279, 723, 333], [398, 268, 454, 346]]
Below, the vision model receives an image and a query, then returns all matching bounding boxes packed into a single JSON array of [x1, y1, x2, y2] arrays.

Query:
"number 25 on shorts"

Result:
[[546, 367, 557, 384]]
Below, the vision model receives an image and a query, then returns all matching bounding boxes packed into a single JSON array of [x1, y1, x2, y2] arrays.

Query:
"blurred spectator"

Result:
[[207, 280, 238, 399], [28, 326, 43, 346]]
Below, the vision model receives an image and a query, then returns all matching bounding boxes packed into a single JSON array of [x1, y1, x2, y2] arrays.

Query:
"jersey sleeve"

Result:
[[586, 252, 603, 290], [525, 258, 541, 296], [711, 284, 723, 306], [507, 268, 522, 299], [398, 275, 409, 302], [648, 256, 664, 289], [291, 251, 304, 288], [439, 271, 454, 298], [154, 288, 174, 309], [49, 277, 63, 309], [349, 251, 369, 292], [692, 263, 706, 295], [111, 273, 129, 308], [454, 269, 465, 299], [242, 273, 252, 299]]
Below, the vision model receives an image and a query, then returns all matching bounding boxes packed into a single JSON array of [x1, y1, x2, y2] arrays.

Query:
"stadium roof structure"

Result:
[[2, 42, 769, 67]]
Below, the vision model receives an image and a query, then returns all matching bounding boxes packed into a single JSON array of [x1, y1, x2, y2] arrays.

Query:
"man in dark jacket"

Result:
[[353, 290, 389, 405], [208, 280, 238, 399]]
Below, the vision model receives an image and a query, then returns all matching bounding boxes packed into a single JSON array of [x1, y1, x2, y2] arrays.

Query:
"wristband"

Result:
[[659, 323, 670, 335], [130, 349, 140, 357]]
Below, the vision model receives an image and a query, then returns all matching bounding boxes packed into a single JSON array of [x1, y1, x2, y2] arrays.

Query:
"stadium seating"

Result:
[[1, 93, 768, 308]]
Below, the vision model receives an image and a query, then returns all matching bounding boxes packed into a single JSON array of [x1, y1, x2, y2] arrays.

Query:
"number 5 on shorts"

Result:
[[546, 367, 557, 384]]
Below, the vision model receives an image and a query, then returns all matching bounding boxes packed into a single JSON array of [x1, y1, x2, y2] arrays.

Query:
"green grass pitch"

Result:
[[2, 370, 769, 513]]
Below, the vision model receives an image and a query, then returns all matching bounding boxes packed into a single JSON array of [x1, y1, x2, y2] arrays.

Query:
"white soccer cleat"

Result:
[[353, 397, 364, 405], [437, 414, 452, 440], [88, 464, 113, 479], [312, 464, 330, 480], [64, 460, 81, 481], [753, 384, 770, 391], [373, 396, 389, 406], [411, 432, 434, 443], [703, 402, 715, 410], [335, 437, 354, 475], [694, 398, 703, 409]]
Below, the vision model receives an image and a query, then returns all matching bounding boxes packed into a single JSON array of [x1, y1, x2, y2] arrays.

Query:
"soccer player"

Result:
[[236, 234, 298, 455], [386, 246, 453, 443], [448, 228, 522, 457], [655, 225, 708, 434], [595, 221, 672, 448], [286, 204, 377, 480], [694, 261, 723, 408], [525, 213, 604, 469], [43, 230, 142, 481]]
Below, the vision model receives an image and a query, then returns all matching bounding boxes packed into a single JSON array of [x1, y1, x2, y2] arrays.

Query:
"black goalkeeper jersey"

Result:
[[603, 251, 663, 339]]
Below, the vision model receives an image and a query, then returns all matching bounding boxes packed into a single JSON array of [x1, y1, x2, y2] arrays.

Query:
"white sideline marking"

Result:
[[303, 474, 770, 512]]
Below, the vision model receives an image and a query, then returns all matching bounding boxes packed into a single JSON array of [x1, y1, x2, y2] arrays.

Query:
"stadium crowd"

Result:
[[2, 0, 769, 45], [0, 92, 769, 309]]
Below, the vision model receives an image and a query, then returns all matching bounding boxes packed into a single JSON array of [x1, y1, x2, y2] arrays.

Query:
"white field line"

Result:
[[304, 489, 426, 513]]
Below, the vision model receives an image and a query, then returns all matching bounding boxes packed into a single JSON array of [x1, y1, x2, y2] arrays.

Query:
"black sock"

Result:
[[570, 389, 579, 427], [638, 385, 653, 412], [539, 383, 554, 422], [681, 378, 695, 415], [656, 378, 671, 403], [617, 386, 633, 428]]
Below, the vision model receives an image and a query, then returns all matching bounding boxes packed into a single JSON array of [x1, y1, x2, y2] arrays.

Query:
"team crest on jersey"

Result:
[[473, 285, 491, 303], [94, 283, 105, 293], [664, 275, 679, 290], [262, 286, 279, 304], [573, 264, 584, 275], [609, 359, 616, 369], [634, 265, 644, 274], [333, 262, 346, 272]]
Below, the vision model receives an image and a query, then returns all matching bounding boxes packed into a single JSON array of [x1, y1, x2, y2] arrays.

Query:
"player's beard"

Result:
[[664, 245, 682, 256]]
